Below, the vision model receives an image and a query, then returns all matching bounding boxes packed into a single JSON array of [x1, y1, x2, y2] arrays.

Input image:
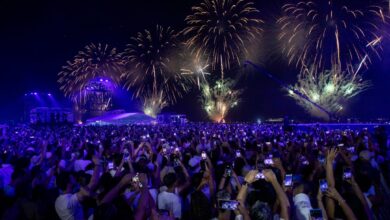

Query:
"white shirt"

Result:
[[55, 193, 84, 220], [293, 193, 312, 220], [158, 191, 182, 219]]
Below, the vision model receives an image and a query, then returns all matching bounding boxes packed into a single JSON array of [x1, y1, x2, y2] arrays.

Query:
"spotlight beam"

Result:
[[244, 60, 333, 120]]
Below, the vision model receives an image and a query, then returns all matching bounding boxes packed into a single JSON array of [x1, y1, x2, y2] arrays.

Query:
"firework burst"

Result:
[[180, 57, 211, 89], [142, 91, 168, 118], [288, 65, 370, 119], [278, 0, 388, 74], [58, 43, 124, 102], [122, 25, 190, 106], [182, 0, 263, 76], [201, 79, 241, 122]]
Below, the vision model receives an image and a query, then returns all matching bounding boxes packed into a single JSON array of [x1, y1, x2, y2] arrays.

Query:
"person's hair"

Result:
[[163, 173, 177, 188], [94, 203, 119, 220], [250, 200, 272, 220], [191, 172, 204, 189], [190, 190, 212, 220], [11, 168, 26, 181], [216, 190, 231, 201], [56, 172, 72, 191]]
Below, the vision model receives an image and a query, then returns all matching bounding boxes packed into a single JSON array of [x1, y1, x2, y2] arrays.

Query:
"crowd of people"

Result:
[[0, 123, 389, 220]]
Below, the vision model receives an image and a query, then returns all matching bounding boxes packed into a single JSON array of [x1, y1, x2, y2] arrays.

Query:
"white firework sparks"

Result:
[[142, 92, 168, 118], [288, 65, 370, 119], [201, 79, 241, 122]]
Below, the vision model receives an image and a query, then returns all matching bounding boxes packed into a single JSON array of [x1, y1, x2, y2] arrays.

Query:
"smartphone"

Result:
[[255, 171, 265, 180], [318, 155, 325, 165], [293, 174, 302, 184], [218, 200, 240, 210], [108, 162, 114, 170], [264, 158, 274, 166], [343, 167, 352, 180], [347, 146, 355, 154], [225, 166, 232, 177], [265, 142, 271, 145], [173, 158, 180, 167], [132, 173, 143, 188], [284, 174, 293, 187], [201, 151, 207, 160], [319, 179, 328, 192], [301, 156, 309, 165], [310, 208, 323, 220], [235, 150, 241, 158]]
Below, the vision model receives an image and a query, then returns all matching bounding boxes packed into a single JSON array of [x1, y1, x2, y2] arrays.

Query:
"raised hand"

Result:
[[263, 169, 277, 183], [325, 187, 343, 203], [244, 170, 259, 184], [326, 148, 338, 163]]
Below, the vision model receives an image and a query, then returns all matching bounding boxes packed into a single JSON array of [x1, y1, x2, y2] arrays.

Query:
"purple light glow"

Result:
[[100, 79, 104, 82]]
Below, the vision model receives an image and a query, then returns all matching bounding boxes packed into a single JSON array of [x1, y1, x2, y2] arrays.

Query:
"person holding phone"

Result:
[[237, 170, 290, 220]]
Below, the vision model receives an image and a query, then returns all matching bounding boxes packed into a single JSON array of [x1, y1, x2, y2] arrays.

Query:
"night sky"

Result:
[[0, 0, 390, 123]]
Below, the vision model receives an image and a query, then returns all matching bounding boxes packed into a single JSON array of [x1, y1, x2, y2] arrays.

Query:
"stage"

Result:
[[85, 110, 156, 125]]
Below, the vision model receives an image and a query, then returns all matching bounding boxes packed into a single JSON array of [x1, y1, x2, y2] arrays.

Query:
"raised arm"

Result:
[[177, 159, 191, 195], [236, 170, 258, 220], [76, 155, 102, 202], [325, 187, 357, 220], [317, 186, 328, 220], [348, 176, 373, 220], [325, 148, 338, 219], [100, 174, 132, 205], [264, 169, 290, 220]]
